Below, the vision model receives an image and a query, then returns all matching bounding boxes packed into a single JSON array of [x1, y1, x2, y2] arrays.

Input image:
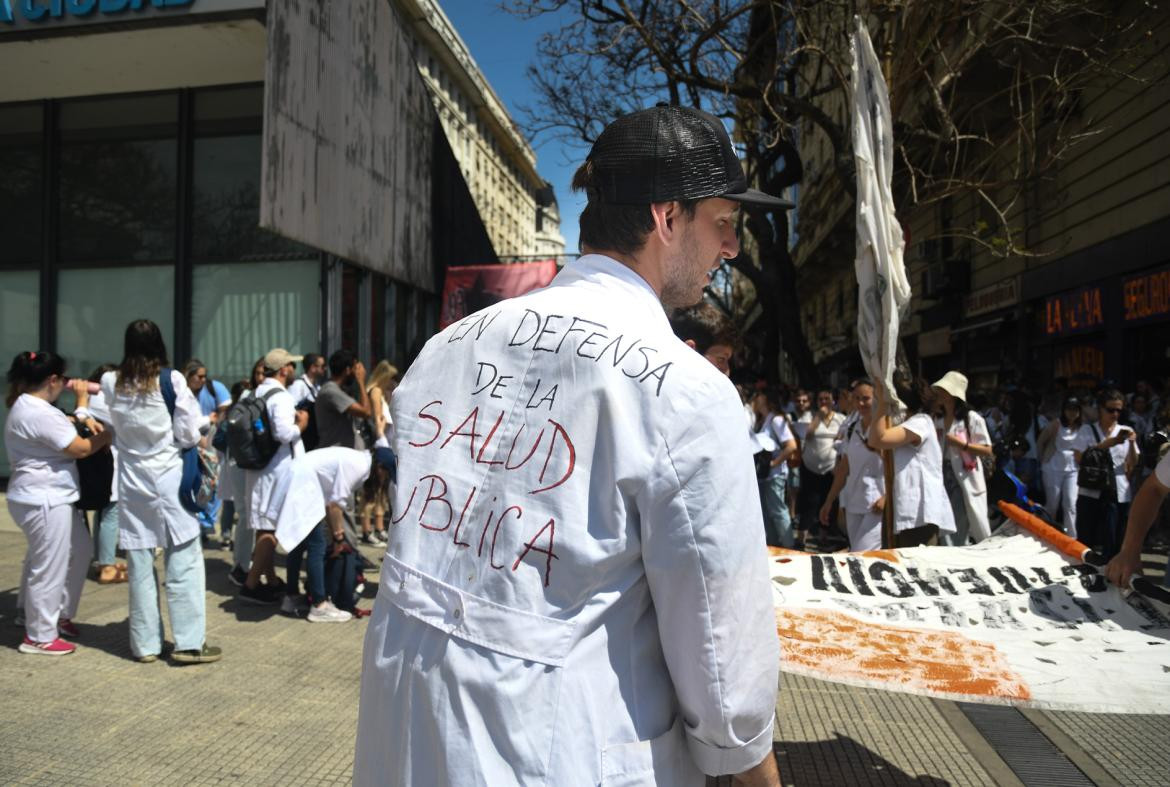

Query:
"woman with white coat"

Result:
[[100, 320, 222, 664], [820, 379, 885, 551], [932, 372, 994, 546], [869, 377, 957, 547], [5, 350, 111, 655], [1035, 395, 1093, 537]]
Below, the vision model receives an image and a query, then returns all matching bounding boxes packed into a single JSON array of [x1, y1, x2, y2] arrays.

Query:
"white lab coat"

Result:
[[937, 411, 992, 541], [355, 254, 780, 786], [270, 446, 372, 551], [243, 378, 303, 530], [100, 370, 206, 550], [892, 413, 956, 534]]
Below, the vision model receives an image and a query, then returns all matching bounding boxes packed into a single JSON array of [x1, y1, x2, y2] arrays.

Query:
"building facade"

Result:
[[791, 11, 1170, 396], [0, 0, 560, 475], [392, 0, 565, 262]]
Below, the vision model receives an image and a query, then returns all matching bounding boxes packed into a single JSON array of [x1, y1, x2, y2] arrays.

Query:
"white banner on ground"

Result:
[[770, 525, 1170, 714], [851, 17, 911, 410]]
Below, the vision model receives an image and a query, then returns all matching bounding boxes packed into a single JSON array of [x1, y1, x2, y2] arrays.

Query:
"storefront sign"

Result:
[[963, 277, 1019, 319], [0, 0, 269, 32], [1053, 343, 1105, 382], [1123, 265, 1170, 325], [1044, 285, 1104, 337]]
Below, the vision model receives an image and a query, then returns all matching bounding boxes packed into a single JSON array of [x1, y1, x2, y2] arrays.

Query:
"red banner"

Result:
[[439, 261, 558, 329]]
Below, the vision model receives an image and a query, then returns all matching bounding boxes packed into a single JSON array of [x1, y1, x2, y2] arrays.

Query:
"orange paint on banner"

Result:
[[776, 609, 1032, 700], [859, 549, 900, 563]]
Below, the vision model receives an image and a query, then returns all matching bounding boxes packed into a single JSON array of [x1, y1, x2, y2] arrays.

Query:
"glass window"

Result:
[[0, 104, 43, 266], [58, 93, 178, 263], [191, 87, 310, 261], [0, 270, 40, 475], [191, 260, 320, 384], [56, 266, 176, 381]]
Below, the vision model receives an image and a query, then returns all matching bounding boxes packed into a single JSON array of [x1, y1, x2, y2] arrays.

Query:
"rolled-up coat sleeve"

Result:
[[170, 371, 207, 449], [638, 379, 780, 777]]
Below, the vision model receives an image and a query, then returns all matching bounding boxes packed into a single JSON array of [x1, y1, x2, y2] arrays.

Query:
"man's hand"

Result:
[[818, 502, 831, 527], [1104, 549, 1142, 589], [353, 361, 367, 385], [295, 409, 310, 431], [870, 495, 885, 513]]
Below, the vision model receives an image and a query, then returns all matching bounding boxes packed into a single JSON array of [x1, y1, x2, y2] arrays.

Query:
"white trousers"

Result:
[[846, 510, 883, 552], [1042, 470, 1079, 538], [8, 501, 91, 643]]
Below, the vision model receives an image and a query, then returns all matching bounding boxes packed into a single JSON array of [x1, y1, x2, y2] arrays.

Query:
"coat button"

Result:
[[452, 607, 462, 620]]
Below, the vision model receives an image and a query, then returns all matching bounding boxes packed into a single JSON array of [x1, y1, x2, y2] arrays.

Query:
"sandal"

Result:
[[97, 565, 127, 584]]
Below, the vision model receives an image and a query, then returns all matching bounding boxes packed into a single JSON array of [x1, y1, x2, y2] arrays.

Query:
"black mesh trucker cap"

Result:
[[585, 104, 794, 209]]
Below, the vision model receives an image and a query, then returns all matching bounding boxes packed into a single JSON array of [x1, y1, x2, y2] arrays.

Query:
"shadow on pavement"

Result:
[[708, 738, 952, 786]]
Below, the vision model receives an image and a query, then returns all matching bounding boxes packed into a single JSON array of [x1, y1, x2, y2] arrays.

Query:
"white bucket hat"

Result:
[[931, 371, 968, 403]]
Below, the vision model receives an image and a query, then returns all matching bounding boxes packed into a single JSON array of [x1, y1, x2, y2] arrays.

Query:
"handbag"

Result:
[[159, 369, 221, 516]]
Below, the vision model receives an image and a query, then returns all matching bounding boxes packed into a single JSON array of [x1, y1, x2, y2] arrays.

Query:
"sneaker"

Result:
[[360, 532, 377, 545], [136, 653, 159, 663], [58, 619, 80, 639], [19, 636, 75, 656], [374, 530, 389, 543], [220, 537, 233, 551], [238, 584, 278, 606], [307, 600, 353, 623], [228, 564, 248, 587], [280, 594, 308, 616], [170, 644, 223, 665]]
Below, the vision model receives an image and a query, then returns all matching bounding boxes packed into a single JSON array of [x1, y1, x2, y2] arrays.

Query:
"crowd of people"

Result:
[[4, 319, 398, 659], [669, 302, 1170, 573]]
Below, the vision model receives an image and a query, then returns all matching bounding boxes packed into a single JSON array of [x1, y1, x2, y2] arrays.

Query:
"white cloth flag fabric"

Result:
[[769, 524, 1170, 714], [852, 17, 912, 410]]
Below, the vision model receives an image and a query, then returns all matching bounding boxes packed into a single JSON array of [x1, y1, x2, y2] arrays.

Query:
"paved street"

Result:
[[1, 498, 1167, 786]]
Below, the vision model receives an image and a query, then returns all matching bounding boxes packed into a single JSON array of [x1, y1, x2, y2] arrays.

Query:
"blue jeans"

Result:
[[326, 548, 357, 612], [759, 474, 794, 548], [1077, 494, 1128, 560], [286, 521, 327, 603], [126, 534, 206, 658], [93, 502, 120, 566]]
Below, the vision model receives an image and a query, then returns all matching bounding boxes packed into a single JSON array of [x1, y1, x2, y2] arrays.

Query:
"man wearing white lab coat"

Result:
[[355, 105, 789, 786]]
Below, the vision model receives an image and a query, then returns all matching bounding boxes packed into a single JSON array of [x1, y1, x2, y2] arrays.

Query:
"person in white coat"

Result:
[[240, 348, 307, 604], [1035, 395, 1094, 537], [820, 379, 885, 551], [100, 320, 221, 664], [932, 372, 994, 546], [5, 351, 111, 655], [869, 377, 957, 546], [354, 105, 785, 786]]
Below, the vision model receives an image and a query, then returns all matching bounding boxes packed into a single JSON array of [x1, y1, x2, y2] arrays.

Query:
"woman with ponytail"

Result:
[[5, 350, 111, 655]]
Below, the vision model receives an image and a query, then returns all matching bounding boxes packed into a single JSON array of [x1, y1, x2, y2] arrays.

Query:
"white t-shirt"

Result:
[[1079, 422, 1140, 503], [757, 413, 793, 480], [1044, 423, 1094, 475], [1155, 450, 1170, 488], [791, 410, 812, 442], [802, 411, 846, 475], [4, 394, 79, 506]]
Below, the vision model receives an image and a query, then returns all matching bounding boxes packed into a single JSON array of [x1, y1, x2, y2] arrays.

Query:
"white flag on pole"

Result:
[[852, 16, 912, 410]]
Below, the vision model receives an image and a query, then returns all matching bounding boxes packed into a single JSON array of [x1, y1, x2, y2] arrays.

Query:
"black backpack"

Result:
[[224, 389, 281, 469], [1077, 424, 1115, 494]]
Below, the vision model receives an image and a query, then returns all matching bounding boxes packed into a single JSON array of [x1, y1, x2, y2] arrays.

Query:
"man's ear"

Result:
[[683, 339, 697, 350], [649, 200, 682, 246]]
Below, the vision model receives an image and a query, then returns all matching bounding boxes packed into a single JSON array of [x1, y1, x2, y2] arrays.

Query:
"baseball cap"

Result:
[[262, 348, 304, 373], [586, 104, 794, 209]]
